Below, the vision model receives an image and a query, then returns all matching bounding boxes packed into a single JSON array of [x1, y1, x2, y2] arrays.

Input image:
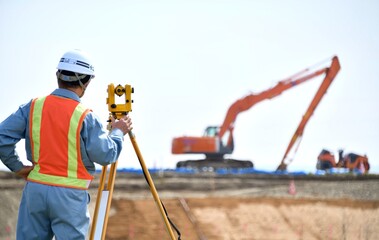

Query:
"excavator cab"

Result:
[[203, 126, 219, 137]]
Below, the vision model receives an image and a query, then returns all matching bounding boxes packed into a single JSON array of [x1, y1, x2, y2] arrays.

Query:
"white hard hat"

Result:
[[56, 49, 95, 77]]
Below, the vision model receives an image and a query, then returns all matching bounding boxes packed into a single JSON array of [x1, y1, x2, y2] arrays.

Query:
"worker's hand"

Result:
[[111, 114, 133, 135], [15, 165, 34, 180]]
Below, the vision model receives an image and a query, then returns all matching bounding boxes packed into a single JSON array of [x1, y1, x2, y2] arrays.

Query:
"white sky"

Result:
[[1, 0, 378, 173]]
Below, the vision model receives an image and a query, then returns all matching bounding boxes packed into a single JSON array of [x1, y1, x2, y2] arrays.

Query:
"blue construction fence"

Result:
[[96, 167, 367, 176], [97, 167, 307, 175]]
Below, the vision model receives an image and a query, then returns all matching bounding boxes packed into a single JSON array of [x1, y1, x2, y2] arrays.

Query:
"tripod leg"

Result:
[[89, 165, 107, 240], [101, 161, 118, 239], [128, 131, 177, 240], [89, 160, 118, 240]]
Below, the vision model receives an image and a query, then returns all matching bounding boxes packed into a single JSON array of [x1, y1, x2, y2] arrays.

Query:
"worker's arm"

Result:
[[81, 112, 132, 168], [0, 103, 31, 173]]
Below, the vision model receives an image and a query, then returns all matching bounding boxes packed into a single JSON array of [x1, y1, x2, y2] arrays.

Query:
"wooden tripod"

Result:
[[89, 130, 179, 240]]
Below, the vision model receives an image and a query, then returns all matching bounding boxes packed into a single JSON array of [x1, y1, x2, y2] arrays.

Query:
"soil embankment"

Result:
[[1, 171, 379, 239]]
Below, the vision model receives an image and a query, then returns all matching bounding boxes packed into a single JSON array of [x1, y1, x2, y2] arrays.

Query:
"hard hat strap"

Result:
[[57, 71, 87, 82], [76, 73, 88, 97]]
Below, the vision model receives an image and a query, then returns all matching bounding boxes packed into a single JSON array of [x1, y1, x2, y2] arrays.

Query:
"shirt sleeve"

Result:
[[81, 112, 124, 167], [0, 102, 30, 172]]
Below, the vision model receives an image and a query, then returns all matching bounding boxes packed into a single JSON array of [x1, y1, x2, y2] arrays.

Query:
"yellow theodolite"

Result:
[[106, 83, 133, 120], [89, 84, 180, 240]]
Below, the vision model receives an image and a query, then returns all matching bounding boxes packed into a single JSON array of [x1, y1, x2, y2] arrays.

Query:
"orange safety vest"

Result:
[[27, 95, 94, 189]]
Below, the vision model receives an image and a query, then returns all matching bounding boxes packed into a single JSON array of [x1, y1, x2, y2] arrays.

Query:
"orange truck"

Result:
[[172, 56, 341, 170]]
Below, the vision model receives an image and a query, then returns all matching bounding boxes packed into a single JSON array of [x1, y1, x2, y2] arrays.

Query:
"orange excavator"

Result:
[[317, 149, 370, 173], [172, 56, 341, 170]]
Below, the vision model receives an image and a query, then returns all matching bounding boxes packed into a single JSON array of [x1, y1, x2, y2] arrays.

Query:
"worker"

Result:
[[0, 49, 132, 239]]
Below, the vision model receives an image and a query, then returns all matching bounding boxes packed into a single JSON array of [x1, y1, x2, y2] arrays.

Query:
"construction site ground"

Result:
[[1, 170, 379, 240]]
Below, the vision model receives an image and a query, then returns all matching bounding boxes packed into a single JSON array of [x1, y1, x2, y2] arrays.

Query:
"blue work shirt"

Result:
[[0, 88, 124, 175]]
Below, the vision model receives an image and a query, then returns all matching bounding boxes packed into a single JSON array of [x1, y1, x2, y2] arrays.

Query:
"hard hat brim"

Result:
[[57, 62, 95, 76]]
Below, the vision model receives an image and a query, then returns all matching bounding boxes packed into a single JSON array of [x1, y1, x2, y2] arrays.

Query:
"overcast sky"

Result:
[[1, 0, 378, 173]]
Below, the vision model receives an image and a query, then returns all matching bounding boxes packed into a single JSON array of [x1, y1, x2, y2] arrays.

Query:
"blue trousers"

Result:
[[17, 181, 90, 240]]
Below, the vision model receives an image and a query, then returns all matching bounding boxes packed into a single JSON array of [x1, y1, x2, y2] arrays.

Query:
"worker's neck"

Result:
[[61, 87, 84, 98]]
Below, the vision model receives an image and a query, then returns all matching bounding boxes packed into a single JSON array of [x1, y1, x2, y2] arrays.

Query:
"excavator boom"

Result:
[[218, 66, 335, 139], [277, 56, 340, 170]]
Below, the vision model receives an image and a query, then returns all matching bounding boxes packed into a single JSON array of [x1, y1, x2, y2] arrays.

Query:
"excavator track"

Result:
[[176, 158, 254, 171]]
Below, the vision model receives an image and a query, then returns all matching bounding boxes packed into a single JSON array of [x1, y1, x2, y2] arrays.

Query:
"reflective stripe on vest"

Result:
[[27, 95, 93, 189]]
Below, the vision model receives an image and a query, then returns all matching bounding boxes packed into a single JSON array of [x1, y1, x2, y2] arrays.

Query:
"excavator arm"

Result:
[[276, 56, 341, 171], [218, 62, 339, 139]]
